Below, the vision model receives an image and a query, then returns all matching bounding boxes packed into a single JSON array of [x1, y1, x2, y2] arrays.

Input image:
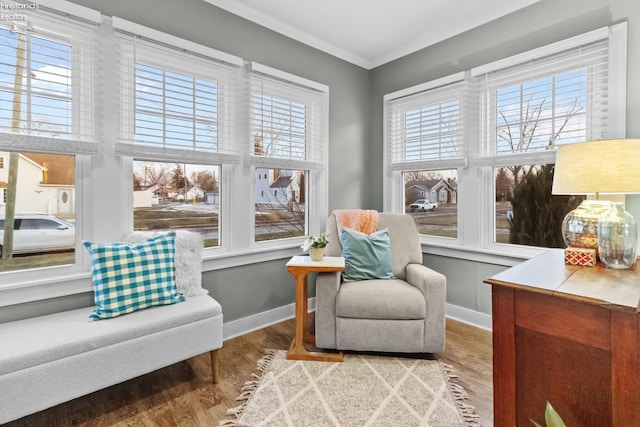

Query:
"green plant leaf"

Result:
[[545, 402, 567, 427], [531, 420, 543, 427]]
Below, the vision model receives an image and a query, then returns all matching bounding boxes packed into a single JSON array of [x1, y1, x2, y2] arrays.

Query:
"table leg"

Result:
[[286, 270, 343, 362]]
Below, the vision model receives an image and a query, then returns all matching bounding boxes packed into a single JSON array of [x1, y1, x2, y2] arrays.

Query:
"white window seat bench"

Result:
[[0, 294, 222, 424]]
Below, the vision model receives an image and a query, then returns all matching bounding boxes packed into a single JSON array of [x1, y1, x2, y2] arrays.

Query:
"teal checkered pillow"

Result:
[[83, 232, 185, 320]]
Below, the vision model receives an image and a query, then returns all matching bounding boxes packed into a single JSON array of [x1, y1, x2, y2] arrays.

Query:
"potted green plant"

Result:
[[531, 401, 566, 427], [301, 234, 329, 261]]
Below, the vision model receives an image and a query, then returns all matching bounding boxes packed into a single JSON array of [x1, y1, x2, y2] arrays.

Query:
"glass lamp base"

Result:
[[562, 200, 612, 250], [597, 203, 638, 269]]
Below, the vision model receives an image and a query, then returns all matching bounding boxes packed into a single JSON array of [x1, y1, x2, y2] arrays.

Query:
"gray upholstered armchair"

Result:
[[315, 212, 446, 353]]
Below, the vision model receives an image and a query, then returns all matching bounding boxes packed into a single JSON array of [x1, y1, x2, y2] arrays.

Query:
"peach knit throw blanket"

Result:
[[333, 209, 378, 235]]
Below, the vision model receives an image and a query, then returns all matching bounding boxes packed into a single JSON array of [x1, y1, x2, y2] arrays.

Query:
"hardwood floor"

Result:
[[5, 317, 493, 426]]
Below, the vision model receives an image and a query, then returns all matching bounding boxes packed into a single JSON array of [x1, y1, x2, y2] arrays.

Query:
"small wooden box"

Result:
[[564, 247, 597, 266]]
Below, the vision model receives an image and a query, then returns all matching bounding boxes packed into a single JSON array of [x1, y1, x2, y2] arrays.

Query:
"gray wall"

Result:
[[369, 0, 640, 315]]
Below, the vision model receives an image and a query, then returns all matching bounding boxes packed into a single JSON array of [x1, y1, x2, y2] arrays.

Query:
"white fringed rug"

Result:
[[221, 350, 483, 427]]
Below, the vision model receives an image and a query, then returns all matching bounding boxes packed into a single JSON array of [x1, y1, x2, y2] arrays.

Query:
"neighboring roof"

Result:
[[20, 153, 75, 185], [270, 176, 292, 189], [405, 179, 442, 191]]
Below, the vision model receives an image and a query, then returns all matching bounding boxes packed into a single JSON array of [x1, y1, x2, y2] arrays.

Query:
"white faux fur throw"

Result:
[[124, 230, 208, 297]]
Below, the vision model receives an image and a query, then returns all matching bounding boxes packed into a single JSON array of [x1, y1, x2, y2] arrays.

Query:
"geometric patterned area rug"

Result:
[[221, 350, 483, 427]]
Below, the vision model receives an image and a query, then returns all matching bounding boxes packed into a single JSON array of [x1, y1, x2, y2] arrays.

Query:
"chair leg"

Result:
[[210, 349, 220, 384]]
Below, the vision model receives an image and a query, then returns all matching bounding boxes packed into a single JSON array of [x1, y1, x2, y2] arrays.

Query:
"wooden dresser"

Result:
[[484, 249, 640, 427]]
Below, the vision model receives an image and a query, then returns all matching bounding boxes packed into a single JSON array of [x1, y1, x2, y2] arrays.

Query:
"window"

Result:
[[385, 73, 466, 242], [248, 62, 328, 243], [404, 170, 458, 238], [384, 23, 627, 259], [0, 2, 98, 273], [132, 160, 221, 247], [114, 18, 240, 250], [476, 28, 615, 251]]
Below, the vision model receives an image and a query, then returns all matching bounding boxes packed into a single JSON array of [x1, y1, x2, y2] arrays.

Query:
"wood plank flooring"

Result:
[[4, 317, 493, 426]]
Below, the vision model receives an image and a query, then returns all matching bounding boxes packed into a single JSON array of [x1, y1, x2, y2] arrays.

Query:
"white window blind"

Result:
[[385, 76, 467, 171], [0, 1, 99, 155], [473, 32, 611, 165], [248, 62, 328, 170], [114, 18, 242, 165]]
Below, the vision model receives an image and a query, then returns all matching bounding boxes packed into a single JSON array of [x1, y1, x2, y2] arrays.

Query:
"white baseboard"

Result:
[[446, 303, 492, 331], [223, 297, 316, 341], [223, 299, 491, 341]]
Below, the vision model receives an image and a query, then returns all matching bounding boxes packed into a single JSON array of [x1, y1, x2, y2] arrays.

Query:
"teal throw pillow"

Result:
[[83, 232, 184, 320], [341, 227, 394, 282]]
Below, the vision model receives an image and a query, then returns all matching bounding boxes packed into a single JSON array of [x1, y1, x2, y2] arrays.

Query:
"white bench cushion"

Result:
[[0, 295, 221, 376]]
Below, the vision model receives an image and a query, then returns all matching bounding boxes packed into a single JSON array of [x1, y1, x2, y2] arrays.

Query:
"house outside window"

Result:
[[384, 23, 627, 259]]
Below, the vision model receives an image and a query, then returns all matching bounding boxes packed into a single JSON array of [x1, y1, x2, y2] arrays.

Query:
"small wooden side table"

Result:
[[286, 255, 345, 362]]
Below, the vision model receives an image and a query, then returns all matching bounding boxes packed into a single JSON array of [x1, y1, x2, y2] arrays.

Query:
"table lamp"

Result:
[[552, 139, 640, 268]]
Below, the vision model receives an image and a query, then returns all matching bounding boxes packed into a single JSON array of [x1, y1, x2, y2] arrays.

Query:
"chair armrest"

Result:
[[406, 263, 446, 298], [315, 271, 341, 349], [406, 263, 446, 352]]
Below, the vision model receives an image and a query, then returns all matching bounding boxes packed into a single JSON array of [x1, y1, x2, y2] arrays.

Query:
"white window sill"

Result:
[[202, 244, 302, 270], [421, 241, 545, 267], [0, 269, 93, 308], [1, 239, 539, 308], [0, 245, 304, 308]]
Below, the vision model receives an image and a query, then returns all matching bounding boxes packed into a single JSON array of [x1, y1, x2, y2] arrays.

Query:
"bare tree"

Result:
[[497, 95, 583, 187], [134, 161, 170, 189], [133, 173, 143, 191], [495, 167, 513, 202], [196, 170, 217, 192], [403, 171, 428, 182]]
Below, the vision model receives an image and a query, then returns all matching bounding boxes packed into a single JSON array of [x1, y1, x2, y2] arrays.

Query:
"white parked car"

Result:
[[409, 199, 438, 212], [0, 213, 75, 257]]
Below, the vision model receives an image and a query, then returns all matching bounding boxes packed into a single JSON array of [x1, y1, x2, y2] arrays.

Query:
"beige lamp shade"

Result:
[[552, 139, 640, 196]]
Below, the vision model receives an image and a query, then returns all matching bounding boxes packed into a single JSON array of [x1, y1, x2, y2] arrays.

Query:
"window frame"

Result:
[[383, 23, 628, 264], [0, 1, 100, 303], [245, 62, 329, 250]]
